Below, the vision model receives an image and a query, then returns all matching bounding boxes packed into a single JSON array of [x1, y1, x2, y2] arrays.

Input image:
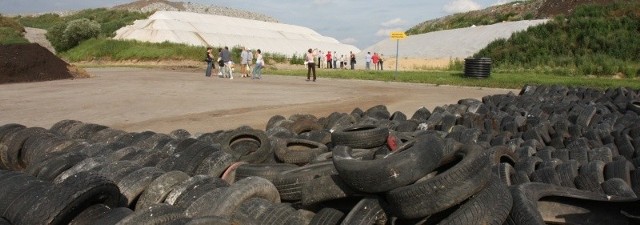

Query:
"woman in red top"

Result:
[[326, 51, 332, 69], [372, 53, 380, 70]]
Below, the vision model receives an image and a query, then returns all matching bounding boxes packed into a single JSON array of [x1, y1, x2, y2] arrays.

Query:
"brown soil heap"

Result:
[[0, 43, 89, 84]]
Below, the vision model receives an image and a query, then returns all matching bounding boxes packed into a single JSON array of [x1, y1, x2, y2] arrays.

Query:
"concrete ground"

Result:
[[0, 68, 517, 134]]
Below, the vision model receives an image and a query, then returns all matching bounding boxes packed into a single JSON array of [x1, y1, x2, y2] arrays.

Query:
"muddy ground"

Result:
[[0, 67, 516, 134]]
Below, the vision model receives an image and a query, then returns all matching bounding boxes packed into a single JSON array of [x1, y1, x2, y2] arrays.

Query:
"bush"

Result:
[[264, 53, 287, 64], [475, 1, 640, 77], [289, 53, 305, 65], [0, 27, 28, 44], [49, 19, 100, 52], [0, 15, 24, 33], [0, 15, 27, 44]]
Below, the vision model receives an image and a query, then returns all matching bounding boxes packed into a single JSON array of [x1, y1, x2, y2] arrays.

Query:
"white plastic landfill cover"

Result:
[[114, 11, 360, 57], [359, 19, 549, 59]]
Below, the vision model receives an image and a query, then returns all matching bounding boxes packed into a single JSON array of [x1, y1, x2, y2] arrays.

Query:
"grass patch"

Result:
[[16, 8, 150, 37], [0, 27, 28, 45], [0, 15, 28, 44], [61, 38, 203, 61], [266, 68, 640, 90]]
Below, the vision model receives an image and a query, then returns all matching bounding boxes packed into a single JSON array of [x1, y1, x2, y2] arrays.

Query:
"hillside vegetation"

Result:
[[16, 8, 150, 38], [475, 2, 640, 77], [407, 0, 623, 35], [14, 9, 149, 52], [0, 15, 28, 44]]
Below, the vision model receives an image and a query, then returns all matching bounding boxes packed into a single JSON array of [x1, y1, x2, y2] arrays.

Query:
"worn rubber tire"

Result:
[[331, 125, 388, 149], [116, 203, 186, 225], [234, 163, 299, 182], [309, 207, 344, 225], [135, 171, 190, 210], [333, 134, 444, 193], [602, 178, 637, 198], [301, 174, 362, 206], [274, 138, 328, 165], [117, 167, 166, 207], [194, 150, 236, 177], [220, 128, 271, 163], [386, 144, 492, 219], [604, 159, 635, 185], [271, 161, 337, 201], [437, 175, 512, 225], [341, 197, 388, 225], [185, 176, 280, 218]]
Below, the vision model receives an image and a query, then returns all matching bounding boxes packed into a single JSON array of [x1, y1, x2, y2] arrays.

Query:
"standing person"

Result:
[[247, 49, 253, 76], [306, 48, 316, 82], [350, 51, 356, 70], [365, 52, 372, 70], [240, 47, 250, 78], [318, 50, 323, 68], [372, 53, 380, 70], [216, 48, 224, 76], [379, 54, 384, 71], [326, 51, 332, 69], [221, 46, 233, 79], [252, 49, 264, 80], [205, 47, 214, 77], [339, 55, 345, 69], [333, 51, 337, 69]]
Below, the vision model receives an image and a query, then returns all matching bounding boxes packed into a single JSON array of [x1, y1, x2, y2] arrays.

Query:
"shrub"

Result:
[[289, 53, 305, 65], [64, 19, 100, 48], [0, 15, 24, 33], [475, 1, 640, 77], [0, 27, 28, 44], [49, 19, 100, 52]]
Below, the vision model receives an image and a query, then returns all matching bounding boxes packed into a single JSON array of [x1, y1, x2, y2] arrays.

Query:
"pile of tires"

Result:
[[1, 84, 640, 224], [464, 57, 492, 78]]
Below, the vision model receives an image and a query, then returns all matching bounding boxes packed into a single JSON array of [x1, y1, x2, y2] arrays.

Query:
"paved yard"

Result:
[[0, 68, 517, 133]]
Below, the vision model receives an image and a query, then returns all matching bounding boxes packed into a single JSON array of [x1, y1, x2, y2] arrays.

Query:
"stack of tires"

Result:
[[1, 84, 640, 224], [464, 57, 492, 78]]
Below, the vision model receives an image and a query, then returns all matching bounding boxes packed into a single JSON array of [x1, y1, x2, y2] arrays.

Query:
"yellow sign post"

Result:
[[390, 31, 407, 40], [390, 31, 407, 80]]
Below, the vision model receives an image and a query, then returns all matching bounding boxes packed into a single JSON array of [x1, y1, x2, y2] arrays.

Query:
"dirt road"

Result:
[[0, 68, 517, 134]]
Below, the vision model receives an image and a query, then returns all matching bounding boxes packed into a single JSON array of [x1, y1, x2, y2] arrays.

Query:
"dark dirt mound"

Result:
[[0, 43, 89, 84]]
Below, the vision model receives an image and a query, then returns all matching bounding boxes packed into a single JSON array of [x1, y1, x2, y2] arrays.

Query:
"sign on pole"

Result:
[[390, 31, 407, 40], [390, 31, 406, 80]]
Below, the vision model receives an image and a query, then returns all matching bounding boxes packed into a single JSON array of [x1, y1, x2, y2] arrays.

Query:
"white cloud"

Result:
[[340, 37, 358, 44], [375, 28, 404, 37], [313, 0, 332, 5], [443, 0, 482, 14], [381, 18, 407, 27]]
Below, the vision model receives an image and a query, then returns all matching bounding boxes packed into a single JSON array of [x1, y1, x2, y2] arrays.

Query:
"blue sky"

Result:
[[0, 0, 518, 48]]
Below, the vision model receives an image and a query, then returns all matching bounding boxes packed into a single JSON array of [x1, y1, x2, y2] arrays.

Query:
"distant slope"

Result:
[[407, 0, 624, 35], [360, 19, 547, 59], [112, 0, 278, 22], [475, 1, 640, 77]]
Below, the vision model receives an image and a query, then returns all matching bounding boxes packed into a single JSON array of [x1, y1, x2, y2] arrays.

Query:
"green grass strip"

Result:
[[266, 68, 640, 90]]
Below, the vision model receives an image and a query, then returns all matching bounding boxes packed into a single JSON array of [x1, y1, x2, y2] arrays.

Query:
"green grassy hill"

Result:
[[407, 0, 624, 35], [474, 2, 640, 77], [0, 15, 28, 44]]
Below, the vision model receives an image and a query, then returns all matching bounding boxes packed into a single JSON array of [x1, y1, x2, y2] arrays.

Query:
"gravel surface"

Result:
[[0, 67, 515, 134], [23, 27, 56, 54]]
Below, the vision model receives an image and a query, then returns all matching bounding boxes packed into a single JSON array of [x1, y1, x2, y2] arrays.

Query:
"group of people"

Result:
[[304, 49, 387, 81], [314, 50, 357, 70], [364, 52, 384, 70], [206, 47, 387, 82], [205, 46, 264, 79]]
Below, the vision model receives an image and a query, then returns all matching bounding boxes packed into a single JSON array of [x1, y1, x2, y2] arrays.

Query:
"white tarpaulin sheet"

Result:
[[359, 19, 549, 59], [114, 11, 360, 57]]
